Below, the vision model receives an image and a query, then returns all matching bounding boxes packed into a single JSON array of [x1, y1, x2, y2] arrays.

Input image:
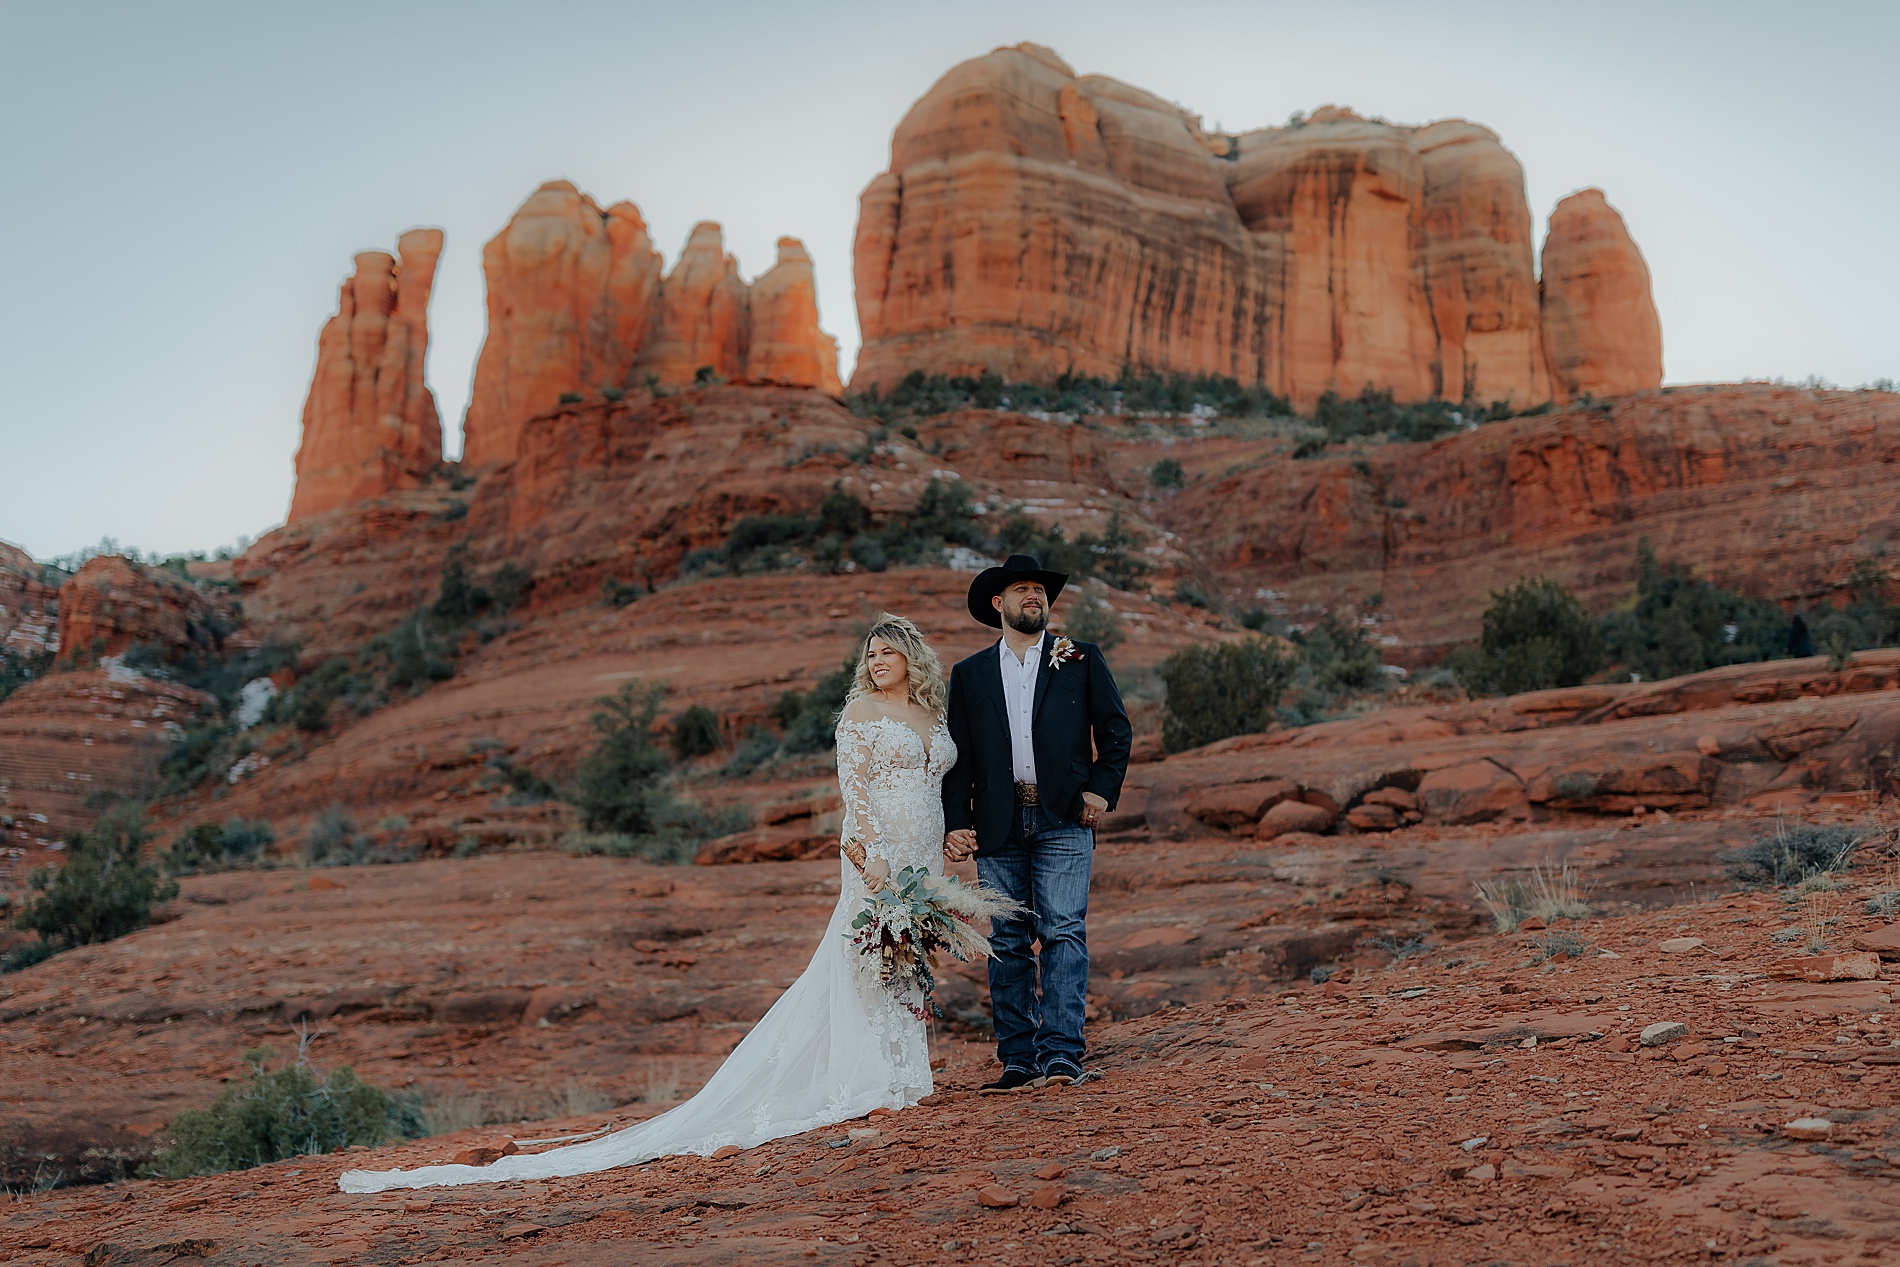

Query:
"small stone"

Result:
[[451, 1146, 505, 1167], [402, 1200, 430, 1213], [1090, 1146, 1121, 1161], [977, 1184, 1019, 1208], [1257, 798, 1335, 839], [1519, 916, 1547, 931], [499, 1223, 545, 1240], [1027, 1182, 1065, 1209], [1659, 937, 1704, 953], [1696, 734, 1721, 756], [1345, 803, 1400, 831], [307, 874, 344, 892], [710, 1145, 742, 1160], [1640, 1021, 1688, 1047], [1459, 1137, 1489, 1152], [1035, 1161, 1066, 1180], [1464, 1164, 1496, 1182], [846, 1127, 881, 1139], [1782, 1118, 1833, 1141]]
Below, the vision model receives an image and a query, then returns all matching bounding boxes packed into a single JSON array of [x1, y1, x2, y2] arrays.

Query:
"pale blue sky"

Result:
[[2, 0, 1894, 560]]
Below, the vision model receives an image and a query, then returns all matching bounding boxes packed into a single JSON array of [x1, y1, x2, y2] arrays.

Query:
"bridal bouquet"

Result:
[[847, 868, 1028, 1020]]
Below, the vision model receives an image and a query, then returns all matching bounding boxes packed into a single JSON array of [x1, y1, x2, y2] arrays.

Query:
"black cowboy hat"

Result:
[[967, 554, 1068, 628]]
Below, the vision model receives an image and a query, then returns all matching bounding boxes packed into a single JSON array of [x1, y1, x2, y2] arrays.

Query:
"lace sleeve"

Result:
[[835, 720, 885, 858]]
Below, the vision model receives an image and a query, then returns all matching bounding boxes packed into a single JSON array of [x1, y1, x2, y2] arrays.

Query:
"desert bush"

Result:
[[572, 683, 673, 835], [1158, 637, 1295, 753], [845, 368, 1289, 424], [1062, 585, 1124, 655], [1528, 929, 1591, 961], [1150, 457, 1184, 489], [1722, 822, 1864, 888], [302, 804, 410, 867], [489, 562, 530, 611], [10, 805, 177, 960], [146, 1043, 421, 1178], [670, 705, 722, 759], [1473, 861, 1592, 933], [1599, 540, 1788, 680], [1450, 577, 1605, 697], [162, 818, 275, 875], [773, 659, 857, 754]]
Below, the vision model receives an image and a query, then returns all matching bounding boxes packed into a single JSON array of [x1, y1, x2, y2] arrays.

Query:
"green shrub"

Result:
[[1599, 540, 1787, 680], [11, 805, 176, 954], [146, 1045, 420, 1178], [1292, 613, 1383, 695], [489, 562, 530, 611], [1159, 637, 1295, 753], [162, 818, 275, 875], [558, 390, 584, 404], [302, 804, 410, 867], [0, 938, 58, 974], [773, 659, 856, 754], [670, 705, 722, 758], [844, 368, 1290, 423], [431, 544, 492, 626], [1722, 822, 1865, 888], [573, 683, 674, 834], [1150, 458, 1185, 489], [1451, 577, 1605, 696], [1062, 586, 1124, 655]]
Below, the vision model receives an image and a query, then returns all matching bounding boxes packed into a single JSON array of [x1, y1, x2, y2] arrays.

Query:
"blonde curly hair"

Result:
[[844, 613, 948, 716]]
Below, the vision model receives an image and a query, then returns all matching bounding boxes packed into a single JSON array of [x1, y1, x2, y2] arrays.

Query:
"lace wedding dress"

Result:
[[338, 713, 954, 1193]]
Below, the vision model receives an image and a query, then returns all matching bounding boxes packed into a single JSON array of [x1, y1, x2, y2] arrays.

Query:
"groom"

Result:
[[942, 554, 1132, 1092]]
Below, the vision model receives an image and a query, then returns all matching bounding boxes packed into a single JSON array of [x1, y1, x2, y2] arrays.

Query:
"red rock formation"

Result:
[[635, 222, 750, 385], [853, 45, 1645, 412], [55, 556, 232, 667], [1159, 385, 1900, 658], [462, 182, 664, 467], [1541, 188, 1664, 399], [288, 230, 444, 522], [458, 187, 845, 468], [0, 540, 59, 667], [746, 238, 842, 393]]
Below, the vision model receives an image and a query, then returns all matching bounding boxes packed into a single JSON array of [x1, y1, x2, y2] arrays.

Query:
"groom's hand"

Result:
[[944, 829, 978, 861], [1079, 792, 1108, 829]]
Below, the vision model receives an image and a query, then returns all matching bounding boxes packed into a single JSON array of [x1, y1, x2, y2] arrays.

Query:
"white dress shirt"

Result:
[[998, 633, 1044, 784]]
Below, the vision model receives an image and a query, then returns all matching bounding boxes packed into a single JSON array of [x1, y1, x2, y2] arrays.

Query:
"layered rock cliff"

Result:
[[0, 541, 59, 667], [288, 229, 444, 522], [55, 555, 234, 667], [459, 186, 843, 470], [1541, 188, 1665, 399], [851, 43, 1659, 409]]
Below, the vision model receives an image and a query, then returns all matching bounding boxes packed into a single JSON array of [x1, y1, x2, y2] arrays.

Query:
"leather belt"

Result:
[[1013, 780, 1039, 806]]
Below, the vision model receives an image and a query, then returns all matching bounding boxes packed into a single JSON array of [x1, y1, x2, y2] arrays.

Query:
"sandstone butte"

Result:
[[287, 229, 444, 522], [52, 554, 235, 669], [851, 42, 1661, 411], [458, 181, 842, 470]]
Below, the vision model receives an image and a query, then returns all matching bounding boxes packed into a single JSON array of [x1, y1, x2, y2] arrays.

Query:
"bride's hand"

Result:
[[863, 857, 891, 893]]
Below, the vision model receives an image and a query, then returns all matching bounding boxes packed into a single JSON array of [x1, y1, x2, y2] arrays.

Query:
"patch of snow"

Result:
[[103, 655, 145, 684], [237, 677, 278, 730], [943, 547, 1000, 573]]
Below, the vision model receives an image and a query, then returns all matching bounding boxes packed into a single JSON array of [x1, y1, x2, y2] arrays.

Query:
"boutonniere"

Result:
[[1048, 635, 1082, 671]]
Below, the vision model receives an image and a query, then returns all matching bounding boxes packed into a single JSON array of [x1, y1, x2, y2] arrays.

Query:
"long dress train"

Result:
[[338, 713, 953, 1192]]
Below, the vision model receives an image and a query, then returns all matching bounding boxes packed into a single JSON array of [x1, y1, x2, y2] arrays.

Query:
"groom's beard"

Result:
[[1004, 606, 1047, 636]]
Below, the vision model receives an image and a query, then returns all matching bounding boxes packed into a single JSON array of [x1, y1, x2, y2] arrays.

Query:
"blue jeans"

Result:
[[976, 805, 1093, 1072]]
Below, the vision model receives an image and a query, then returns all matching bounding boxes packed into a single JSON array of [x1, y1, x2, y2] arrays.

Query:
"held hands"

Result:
[[1079, 791, 1108, 829], [862, 857, 891, 893], [943, 828, 978, 862]]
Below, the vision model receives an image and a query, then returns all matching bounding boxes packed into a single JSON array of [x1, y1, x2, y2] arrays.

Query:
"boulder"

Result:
[[1852, 925, 1900, 961], [1540, 189, 1663, 401], [1187, 779, 1299, 829], [1361, 786, 1417, 811], [1257, 800, 1334, 839], [1344, 803, 1400, 831], [289, 229, 444, 521], [1767, 951, 1880, 983], [1416, 760, 1527, 824]]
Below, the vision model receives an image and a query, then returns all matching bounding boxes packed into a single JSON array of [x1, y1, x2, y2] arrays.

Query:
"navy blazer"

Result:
[[941, 637, 1133, 854]]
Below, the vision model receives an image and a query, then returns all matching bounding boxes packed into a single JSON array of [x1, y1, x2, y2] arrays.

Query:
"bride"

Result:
[[340, 613, 956, 1192]]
